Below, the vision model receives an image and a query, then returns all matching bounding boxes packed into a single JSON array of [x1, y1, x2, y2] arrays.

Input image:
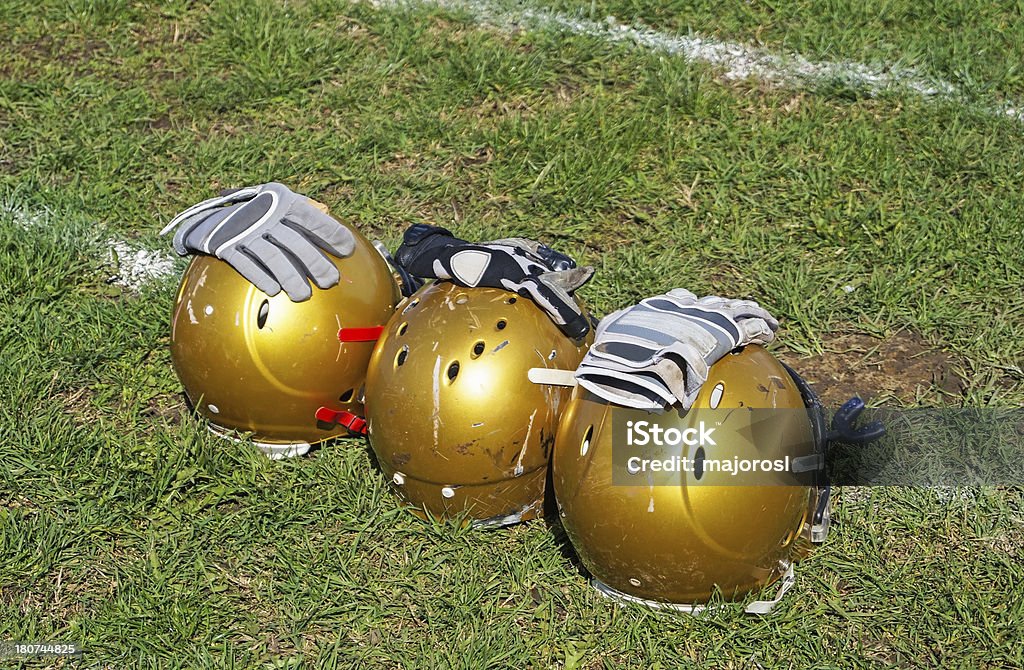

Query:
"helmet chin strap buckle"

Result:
[[315, 407, 368, 435], [810, 486, 832, 543]]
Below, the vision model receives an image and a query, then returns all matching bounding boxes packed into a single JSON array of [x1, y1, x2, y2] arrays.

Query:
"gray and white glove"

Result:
[[575, 289, 779, 410], [160, 182, 356, 301]]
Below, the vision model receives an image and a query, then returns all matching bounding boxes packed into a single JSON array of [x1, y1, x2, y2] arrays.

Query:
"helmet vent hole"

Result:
[[396, 346, 409, 367], [507, 297, 517, 304], [471, 341, 485, 358], [339, 388, 354, 403], [398, 322, 408, 336], [694, 447, 706, 480], [496, 319, 507, 330], [447, 362, 460, 381], [709, 382, 724, 409], [257, 300, 270, 329], [580, 425, 593, 456], [455, 293, 469, 305]]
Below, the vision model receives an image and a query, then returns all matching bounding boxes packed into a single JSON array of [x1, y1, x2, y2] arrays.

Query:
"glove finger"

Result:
[[695, 294, 731, 307], [266, 225, 341, 290], [176, 206, 239, 255], [242, 237, 313, 302], [535, 244, 577, 271], [501, 276, 589, 338], [482, 238, 579, 271], [483, 237, 543, 255], [169, 212, 212, 255], [664, 288, 698, 304], [284, 203, 356, 258], [530, 274, 581, 320], [540, 266, 594, 293], [220, 248, 282, 298], [737, 306, 779, 331], [693, 295, 778, 329], [738, 318, 777, 345], [193, 192, 282, 255]]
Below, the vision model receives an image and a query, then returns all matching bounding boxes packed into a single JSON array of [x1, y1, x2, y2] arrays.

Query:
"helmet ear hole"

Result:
[[257, 300, 270, 329], [447, 362, 460, 382], [396, 346, 409, 367], [496, 319, 507, 330], [694, 446, 706, 480], [339, 388, 355, 403], [471, 341, 485, 358]]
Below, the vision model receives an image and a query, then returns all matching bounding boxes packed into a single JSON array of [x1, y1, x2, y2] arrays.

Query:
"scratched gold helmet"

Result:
[[551, 345, 831, 612], [364, 280, 593, 526], [169, 220, 401, 459]]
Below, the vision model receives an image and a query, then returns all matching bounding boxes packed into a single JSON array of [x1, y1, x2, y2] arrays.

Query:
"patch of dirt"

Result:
[[141, 393, 187, 426], [0, 494, 36, 511], [462, 95, 535, 122], [55, 386, 102, 422], [776, 331, 965, 407]]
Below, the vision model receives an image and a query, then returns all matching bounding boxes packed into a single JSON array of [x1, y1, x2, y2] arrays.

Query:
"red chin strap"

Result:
[[320, 326, 381, 434], [316, 407, 368, 435], [338, 326, 385, 342]]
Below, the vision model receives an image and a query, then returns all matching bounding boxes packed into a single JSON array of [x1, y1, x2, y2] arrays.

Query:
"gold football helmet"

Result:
[[364, 280, 593, 526], [169, 220, 401, 459], [551, 345, 830, 612]]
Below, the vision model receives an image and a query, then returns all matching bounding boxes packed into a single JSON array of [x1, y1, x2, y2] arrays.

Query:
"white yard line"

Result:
[[106, 239, 179, 291], [4, 2, 1019, 293], [2, 200, 179, 291], [371, 0, 1024, 122]]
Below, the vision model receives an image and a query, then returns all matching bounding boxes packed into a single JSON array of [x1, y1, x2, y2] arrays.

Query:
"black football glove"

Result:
[[394, 224, 593, 339]]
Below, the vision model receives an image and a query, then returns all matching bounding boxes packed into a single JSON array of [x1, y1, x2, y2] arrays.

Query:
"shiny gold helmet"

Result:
[[551, 345, 831, 612], [169, 222, 401, 459], [364, 280, 593, 526]]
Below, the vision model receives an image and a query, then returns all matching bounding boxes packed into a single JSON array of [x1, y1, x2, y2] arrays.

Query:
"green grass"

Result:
[[530, 0, 1024, 100], [1, 0, 1023, 667]]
